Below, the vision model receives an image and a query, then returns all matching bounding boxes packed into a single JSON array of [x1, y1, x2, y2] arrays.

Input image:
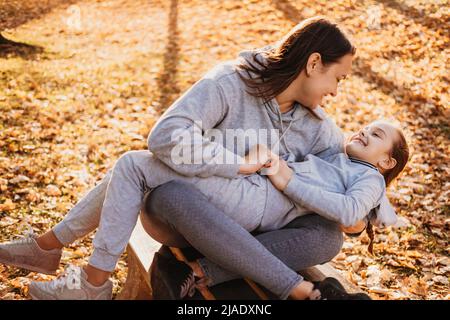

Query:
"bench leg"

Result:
[[116, 248, 153, 300]]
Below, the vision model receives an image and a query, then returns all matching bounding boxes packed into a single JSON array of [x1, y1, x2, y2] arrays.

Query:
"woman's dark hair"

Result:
[[236, 16, 356, 102]]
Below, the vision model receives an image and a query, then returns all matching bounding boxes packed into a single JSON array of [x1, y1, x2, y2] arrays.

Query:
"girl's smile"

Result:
[[345, 121, 400, 171]]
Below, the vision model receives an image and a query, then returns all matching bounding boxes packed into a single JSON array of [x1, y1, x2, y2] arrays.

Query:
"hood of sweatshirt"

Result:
[[369, 192, 398, 228]]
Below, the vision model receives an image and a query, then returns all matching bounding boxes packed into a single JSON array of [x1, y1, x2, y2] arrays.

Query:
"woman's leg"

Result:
[[39, 169, 113, 249], [145, 180, 343, 299], [199, 214, 344, 286]]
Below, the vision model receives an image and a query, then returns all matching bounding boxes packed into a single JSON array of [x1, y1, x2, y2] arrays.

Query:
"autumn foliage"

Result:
[[0, 0, 448, 299]]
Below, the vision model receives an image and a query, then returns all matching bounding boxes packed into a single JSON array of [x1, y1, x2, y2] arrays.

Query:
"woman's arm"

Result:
[[148, 78, 263, 178]]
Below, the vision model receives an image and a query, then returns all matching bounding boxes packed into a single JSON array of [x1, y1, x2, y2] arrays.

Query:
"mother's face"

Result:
[[295, 53, 353, 109]]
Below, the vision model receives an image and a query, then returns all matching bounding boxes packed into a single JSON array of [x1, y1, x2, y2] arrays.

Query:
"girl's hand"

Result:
[[340, 220, 367, 234], [266, 159, 293, 191]]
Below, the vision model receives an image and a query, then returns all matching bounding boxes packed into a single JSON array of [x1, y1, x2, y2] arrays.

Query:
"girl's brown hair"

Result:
[[367, 127, 409, 254], [382, 128, 410, 187], [236, 16, 356, 102]]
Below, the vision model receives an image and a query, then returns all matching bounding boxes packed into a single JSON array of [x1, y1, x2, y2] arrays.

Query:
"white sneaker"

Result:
[[28, 265, 113, 300], [0, 230, 61, 275]]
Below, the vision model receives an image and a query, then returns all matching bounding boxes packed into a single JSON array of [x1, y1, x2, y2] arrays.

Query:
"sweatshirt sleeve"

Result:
[[309, 117, 345, 160], [283, 171, 385, 227], [147, 78, 243, 178]]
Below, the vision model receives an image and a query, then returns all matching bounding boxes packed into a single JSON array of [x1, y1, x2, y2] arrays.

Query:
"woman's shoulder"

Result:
[[204, 46, 270, 86], [204, 61, 236, 79], [203, 59, 244, 85]]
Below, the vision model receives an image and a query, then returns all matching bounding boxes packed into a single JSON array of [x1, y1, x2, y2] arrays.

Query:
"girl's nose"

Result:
[[330, 87, 337, 97]]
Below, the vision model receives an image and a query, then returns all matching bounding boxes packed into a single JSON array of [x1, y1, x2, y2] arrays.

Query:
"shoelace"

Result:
[[180, 273, 212, 299], [180, 272, 195, 298], [48, 265, 81, 292]]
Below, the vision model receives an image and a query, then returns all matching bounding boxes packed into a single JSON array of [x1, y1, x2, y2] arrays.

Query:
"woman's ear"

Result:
[[378, 156, 397, 171], [306, 52, 321, 76]]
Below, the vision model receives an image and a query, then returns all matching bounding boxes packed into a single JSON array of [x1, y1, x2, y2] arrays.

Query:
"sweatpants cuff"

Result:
[[52, 221, 78, 246], [280, 274, 304, 300], [88, 247, 120, 272]]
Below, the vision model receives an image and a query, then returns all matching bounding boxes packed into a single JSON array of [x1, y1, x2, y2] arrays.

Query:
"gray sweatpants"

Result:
[[54, 149, 267, 271], [53, 151, 343, 298]]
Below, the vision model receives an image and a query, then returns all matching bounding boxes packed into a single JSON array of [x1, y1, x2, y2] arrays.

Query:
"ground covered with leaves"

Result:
[[0, 0, 448, 300]]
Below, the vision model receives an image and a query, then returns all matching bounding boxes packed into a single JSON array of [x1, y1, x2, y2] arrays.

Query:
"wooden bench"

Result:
[[117, 212, 362, 300]]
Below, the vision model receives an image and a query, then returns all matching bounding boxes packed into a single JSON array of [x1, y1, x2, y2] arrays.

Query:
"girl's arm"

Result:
[[270, 162, 385, 227], [265, 157, 294, 190], [284, 173, 384, 227], [148, 79, 261, 178]]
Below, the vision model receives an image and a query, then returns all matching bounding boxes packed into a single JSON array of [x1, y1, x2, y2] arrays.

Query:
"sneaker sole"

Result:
[[0, 256, 58, 275], [28, 284, 55, 300], [28, 282, 113, 300]]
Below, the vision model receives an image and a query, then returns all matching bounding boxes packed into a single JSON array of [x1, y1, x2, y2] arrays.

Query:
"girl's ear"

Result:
[[378, 156, 397, 171], [306, 52, 321, 76]]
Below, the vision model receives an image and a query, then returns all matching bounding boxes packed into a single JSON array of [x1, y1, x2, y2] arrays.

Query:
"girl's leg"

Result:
[[145, 180, 343, 299], [0, 169, 112, 279], [27, 150, 185, 299]]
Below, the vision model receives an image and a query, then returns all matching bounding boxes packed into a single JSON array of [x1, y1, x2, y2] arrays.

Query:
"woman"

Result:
[[0, 17, 358, 299]]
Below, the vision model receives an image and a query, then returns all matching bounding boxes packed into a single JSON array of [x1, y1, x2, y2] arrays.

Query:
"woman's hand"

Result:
[[266, 158, 293, 191], [239, 144, 275, 175]]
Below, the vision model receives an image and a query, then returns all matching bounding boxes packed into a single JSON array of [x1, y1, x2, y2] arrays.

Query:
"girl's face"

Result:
[[294, 53, 353, 109], [345, 121, 399, 171]]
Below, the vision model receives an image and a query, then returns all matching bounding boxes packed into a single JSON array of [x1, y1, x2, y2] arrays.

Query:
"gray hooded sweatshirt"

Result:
[[148, 47, 344, 178], [146, 47, 395, 231]]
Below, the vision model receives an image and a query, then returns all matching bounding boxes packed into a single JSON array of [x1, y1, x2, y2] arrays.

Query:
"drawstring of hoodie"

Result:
[[265, 99, 296, 156], [246, 49, 297, 156]]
